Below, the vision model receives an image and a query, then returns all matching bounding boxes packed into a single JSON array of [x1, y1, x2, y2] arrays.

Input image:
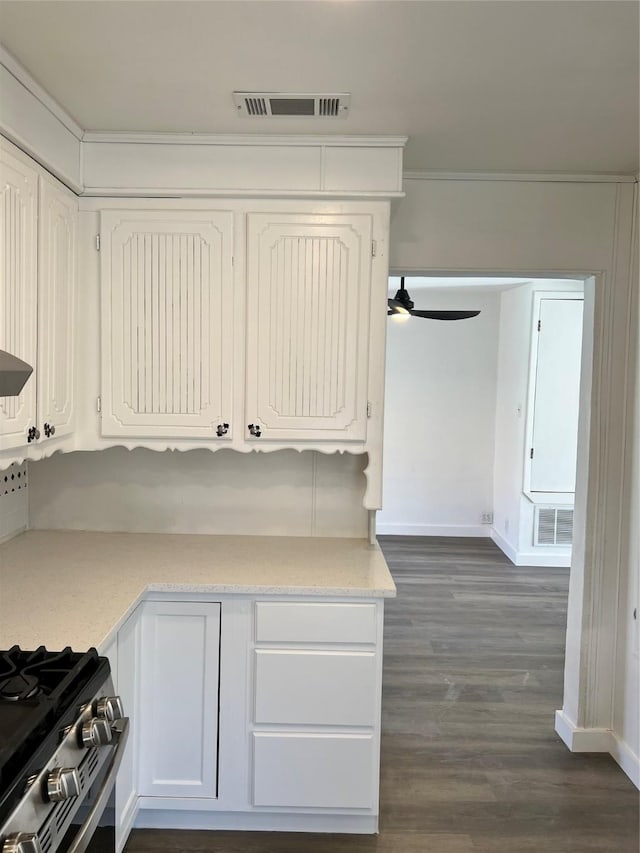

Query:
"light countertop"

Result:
[[0, 530, 396, 651]]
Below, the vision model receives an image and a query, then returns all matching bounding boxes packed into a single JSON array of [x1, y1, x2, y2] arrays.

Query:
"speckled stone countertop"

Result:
[[0, 530, 396, 651]]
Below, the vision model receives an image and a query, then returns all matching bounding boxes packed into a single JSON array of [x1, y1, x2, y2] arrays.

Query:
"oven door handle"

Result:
[[66, 717, 130, 853]]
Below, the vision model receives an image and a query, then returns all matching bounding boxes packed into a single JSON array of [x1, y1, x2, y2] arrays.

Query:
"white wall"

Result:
[[391, 176, 638, 785], [492, 284, 535, 556], [28, 448, 368, 538], [378, 286, 500, 536], [613, 190, 639, 785]]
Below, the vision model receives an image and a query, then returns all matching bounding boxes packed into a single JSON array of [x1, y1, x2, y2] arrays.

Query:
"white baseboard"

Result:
[[610, 733, 640, 788], [491, 530, 571, 567], [555, 710, 640, 788], [490, 528, 518, 563], [376, 523, 491, 537]]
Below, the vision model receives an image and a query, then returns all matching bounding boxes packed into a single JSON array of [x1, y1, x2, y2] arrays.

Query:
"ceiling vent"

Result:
[[233, 92, 350, 118]]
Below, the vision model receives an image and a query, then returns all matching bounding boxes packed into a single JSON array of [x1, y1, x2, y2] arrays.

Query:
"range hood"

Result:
[[0, 349, 33, 397]]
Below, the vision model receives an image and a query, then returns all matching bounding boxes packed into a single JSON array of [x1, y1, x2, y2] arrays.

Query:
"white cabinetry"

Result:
[[137, 600, 221, 800], [0, 142, 38, 450], [114, 607, 140, 852], [250, 601, 381, 813], [100, 211, 234, 440], [96, 203, 378, 451], [0, 138, 77, 457], [245, 213, 372, 442], [37, 173, 77, 441]]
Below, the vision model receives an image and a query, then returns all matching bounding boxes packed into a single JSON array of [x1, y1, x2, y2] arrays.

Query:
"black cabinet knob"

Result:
[[44, 423, 56, 438], [216, 423, 229, 437], [248, 423, 262, 438]]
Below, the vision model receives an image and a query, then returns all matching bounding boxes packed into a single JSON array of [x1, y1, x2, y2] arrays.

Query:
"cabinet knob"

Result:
[[216, 423, 229, 437], [248, 423, 262, 438], [43, 423, 56, 438], [26, 426, 40, 443]]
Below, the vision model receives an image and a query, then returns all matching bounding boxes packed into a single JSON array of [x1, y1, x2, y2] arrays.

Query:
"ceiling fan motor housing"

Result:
[[393, 287, 414, 311]]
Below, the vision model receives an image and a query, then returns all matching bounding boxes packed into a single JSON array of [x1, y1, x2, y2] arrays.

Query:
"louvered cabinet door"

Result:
[[37, 174, 77, 441], [101, 211, 233, 439], [0, 143, 38, 450], [246, 213, 372, 442]]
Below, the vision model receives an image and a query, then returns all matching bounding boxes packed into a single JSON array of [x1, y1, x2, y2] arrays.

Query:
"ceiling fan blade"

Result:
[[410, 309, 481, 320]]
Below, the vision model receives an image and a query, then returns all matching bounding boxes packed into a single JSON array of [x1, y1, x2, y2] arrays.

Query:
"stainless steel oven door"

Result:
[[57, 719, 129, 853]]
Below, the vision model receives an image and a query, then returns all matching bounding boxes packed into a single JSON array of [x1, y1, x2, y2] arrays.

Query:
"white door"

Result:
[[137, 601, 221, 799], [0, 143, 38, 450], [530, 298, 584, 493], [101, 211, 234, 439], [245, 213, 372, 442], [38, 174, 77, 441]]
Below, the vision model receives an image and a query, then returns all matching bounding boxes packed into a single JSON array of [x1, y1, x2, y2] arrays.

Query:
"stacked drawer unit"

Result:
[[250, 601, 384, 813]]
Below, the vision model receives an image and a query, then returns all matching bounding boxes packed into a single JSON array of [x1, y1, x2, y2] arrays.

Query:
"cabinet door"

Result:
[[246, 213, 372, 442], [101, 211, 233, 439], [530, 298, 584, 493], [138, 601, 221, 799], [0, 143, 38, 450], [38, 174, 77, 441]]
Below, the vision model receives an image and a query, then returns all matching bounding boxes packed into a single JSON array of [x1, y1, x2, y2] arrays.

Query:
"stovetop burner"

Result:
[[0, 672, 40, 701]]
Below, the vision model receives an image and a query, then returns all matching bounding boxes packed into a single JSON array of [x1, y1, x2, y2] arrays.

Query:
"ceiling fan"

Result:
[[387, 278, 481, 321]]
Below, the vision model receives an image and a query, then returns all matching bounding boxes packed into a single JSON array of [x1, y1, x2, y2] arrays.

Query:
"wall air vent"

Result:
[[534, 506, 574, 546], [233, 92, 350, 118]]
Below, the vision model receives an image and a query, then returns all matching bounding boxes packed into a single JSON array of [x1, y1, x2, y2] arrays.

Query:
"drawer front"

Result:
[[255, 602, 377, 644], [253, 732, 375, 809], [254, 650, 377, 726]]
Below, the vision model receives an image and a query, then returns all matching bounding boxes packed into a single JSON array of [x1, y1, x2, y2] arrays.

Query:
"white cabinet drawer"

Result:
[[254, 650, 376, 726], [253, 732, 375, 809], [255, 602, 377, 644]]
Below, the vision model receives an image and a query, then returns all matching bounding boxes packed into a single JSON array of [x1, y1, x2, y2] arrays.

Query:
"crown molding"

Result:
[[0, 45, 83, 140], [403, 170, 637, 184], [82, 131, 408, 148]]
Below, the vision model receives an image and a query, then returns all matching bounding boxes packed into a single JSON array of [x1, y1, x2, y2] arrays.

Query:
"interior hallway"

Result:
[[123, 536, 639, 853]]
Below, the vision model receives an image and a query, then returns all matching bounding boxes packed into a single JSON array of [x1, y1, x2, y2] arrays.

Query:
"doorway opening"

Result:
[[379, 274, 589, 569]]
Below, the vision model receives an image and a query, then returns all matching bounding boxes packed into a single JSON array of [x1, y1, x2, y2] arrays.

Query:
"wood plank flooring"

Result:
[[123, 536, 639, 852]]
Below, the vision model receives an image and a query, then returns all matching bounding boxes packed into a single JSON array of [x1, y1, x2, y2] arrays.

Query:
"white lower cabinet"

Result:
[[137, 600, 221, 799], [119, 594, 382, 839], [250, 600, 382, 817]]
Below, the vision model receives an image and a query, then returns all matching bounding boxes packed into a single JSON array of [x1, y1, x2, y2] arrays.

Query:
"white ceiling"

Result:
[[0, 0, 637, 175]]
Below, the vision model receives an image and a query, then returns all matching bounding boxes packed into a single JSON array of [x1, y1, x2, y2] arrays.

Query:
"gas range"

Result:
[[0, 647, 128, 853]]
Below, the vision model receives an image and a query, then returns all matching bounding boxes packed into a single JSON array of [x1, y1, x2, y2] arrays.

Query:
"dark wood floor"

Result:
[[124, 536, 639, 852]]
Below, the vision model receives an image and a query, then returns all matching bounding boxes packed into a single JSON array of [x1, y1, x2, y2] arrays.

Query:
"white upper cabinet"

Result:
[[0, 144, 38, 451], [37, 174, 77, 441], [245, 213, 372, 442], [100, 211, 234, 439], [0, 142, 76, 455]]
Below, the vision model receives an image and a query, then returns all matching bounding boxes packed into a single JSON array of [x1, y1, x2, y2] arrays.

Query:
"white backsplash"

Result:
[[0, 462, 29, 543], [27, 448, 368, 538]]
